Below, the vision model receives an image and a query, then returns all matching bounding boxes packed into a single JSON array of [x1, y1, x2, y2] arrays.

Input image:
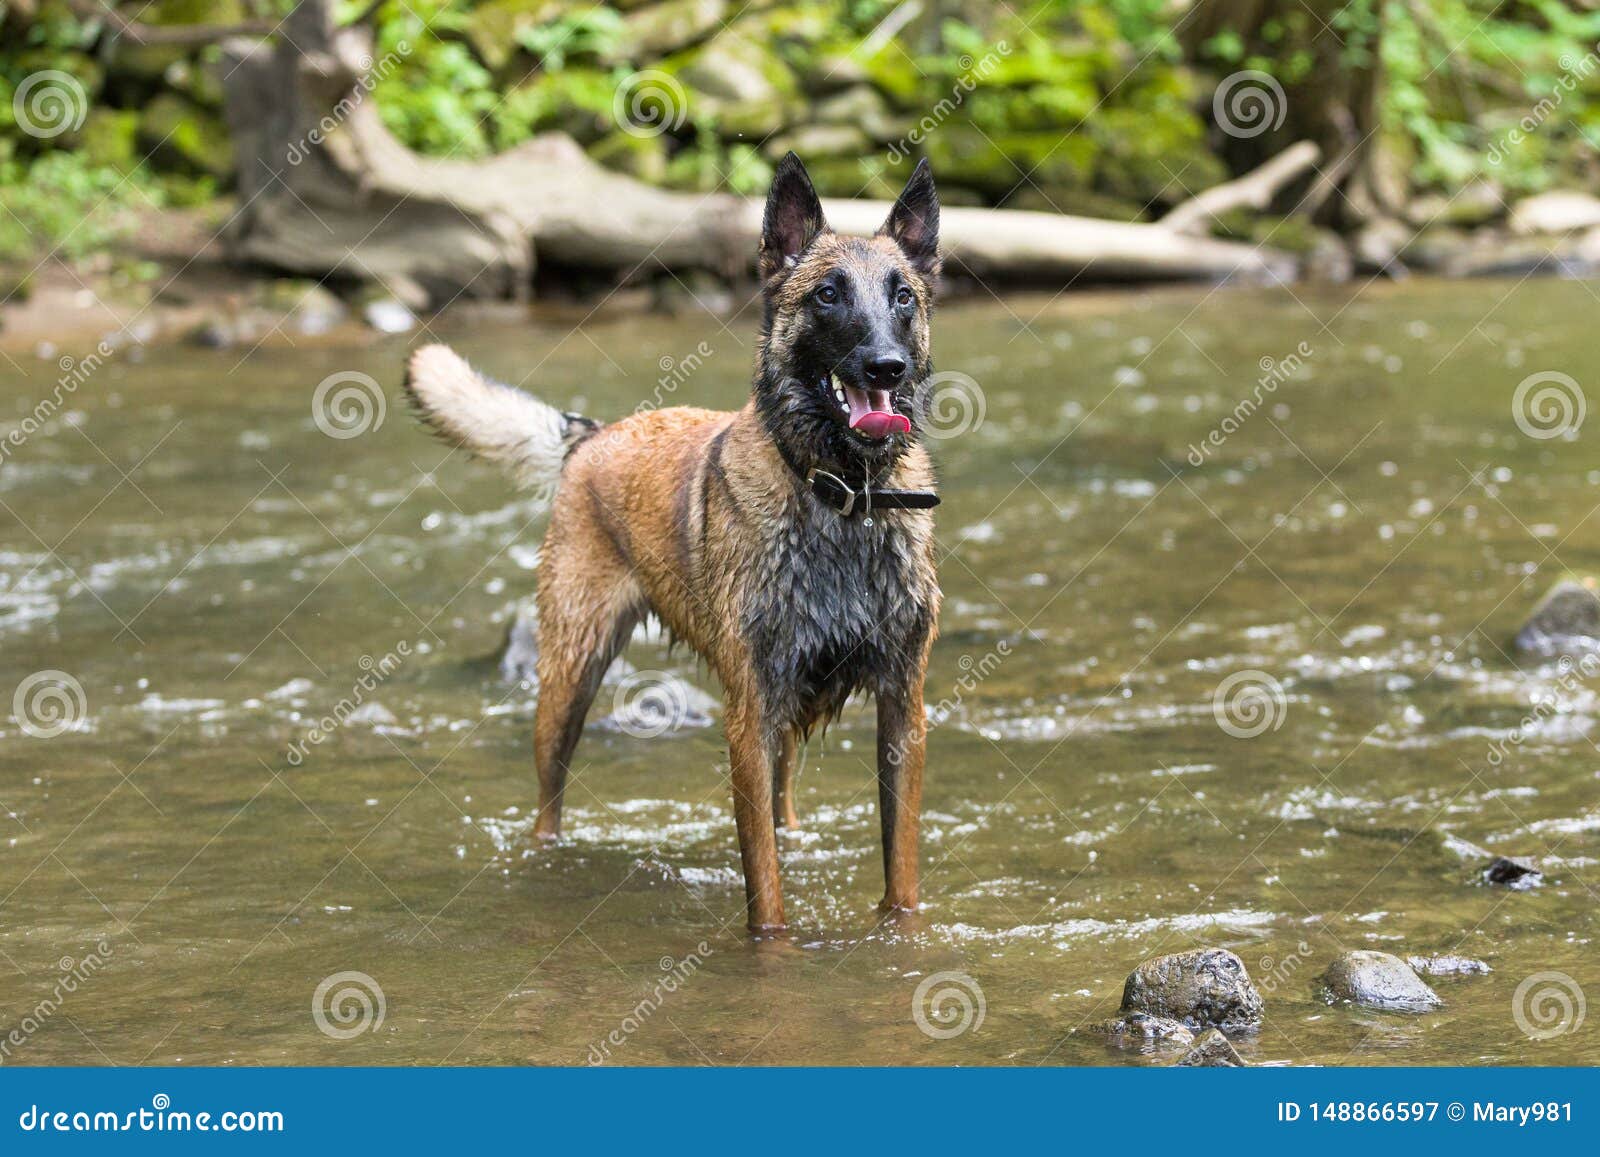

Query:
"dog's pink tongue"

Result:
[[845, 386, 910, 440]]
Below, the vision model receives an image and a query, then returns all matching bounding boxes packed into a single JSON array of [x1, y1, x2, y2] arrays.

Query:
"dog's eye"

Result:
[[815, 284, 838, 306], [895, 286, 915, 307]]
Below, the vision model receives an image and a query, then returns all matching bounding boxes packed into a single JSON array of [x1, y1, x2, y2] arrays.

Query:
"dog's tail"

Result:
[[403, 344, 599, 492]]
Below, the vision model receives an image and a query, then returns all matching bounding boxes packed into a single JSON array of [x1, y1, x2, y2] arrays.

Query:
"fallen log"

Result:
[[1160, 140, 1321, 235], [219, 1, 1297, 302]]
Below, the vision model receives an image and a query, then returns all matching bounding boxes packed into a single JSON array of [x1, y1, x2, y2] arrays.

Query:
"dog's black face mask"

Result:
[[754, 153, 941, 477]]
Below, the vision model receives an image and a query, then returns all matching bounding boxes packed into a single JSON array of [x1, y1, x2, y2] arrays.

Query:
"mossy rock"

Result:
[[860, 51, 923, 109], [589, 130, 669, 183], [110, 0, 246, 80], [1092, 112, 1223, 206], [923, 125, 1097, 200], [493, 68, 619, 146], [763, 122, 871, 161], [964, 80, 1097, 134], [464, 0, 567, 70], [80, 109, 141, 171], [799, 156, 904, 200], [1008, 187, 1147, 221], [669, 31, 798, 104], [813, 85, 903, 142], [614, 0, 728, 61], [138, 92, 233, 180]]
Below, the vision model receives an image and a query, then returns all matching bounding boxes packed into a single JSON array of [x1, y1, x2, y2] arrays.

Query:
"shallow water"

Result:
[[1, 277, 1597, 1066]]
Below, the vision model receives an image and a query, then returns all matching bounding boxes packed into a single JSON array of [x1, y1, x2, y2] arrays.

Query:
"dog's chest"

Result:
[[742, 503, 934, 711]]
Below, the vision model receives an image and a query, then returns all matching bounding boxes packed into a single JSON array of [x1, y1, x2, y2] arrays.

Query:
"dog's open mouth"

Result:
[[828, 373, 910, 441]]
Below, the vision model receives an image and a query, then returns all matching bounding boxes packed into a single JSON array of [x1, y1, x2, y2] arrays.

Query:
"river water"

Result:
[[1, 277, 1596, 1065]]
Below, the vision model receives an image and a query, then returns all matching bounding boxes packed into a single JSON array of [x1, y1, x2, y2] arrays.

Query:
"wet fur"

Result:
[[404, 155, 943, 931]]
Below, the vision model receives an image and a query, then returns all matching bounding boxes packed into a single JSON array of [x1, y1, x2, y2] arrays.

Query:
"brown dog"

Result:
[[405, 154, 942, 930]]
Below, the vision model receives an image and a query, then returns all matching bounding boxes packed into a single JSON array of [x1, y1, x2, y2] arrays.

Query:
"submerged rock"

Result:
[[499, 600, 540, 686], [1407, 953, 1492, 977], [1174, 1028, 1245, 1067], [1513, 577, 1600, 656], [498, 600, 716, 733], [1119, 948, 1264, 1031], [1482, 855, 1543, 890], [1089, 1011, 1195, 1046], [1322, 950, 1443, 1012]]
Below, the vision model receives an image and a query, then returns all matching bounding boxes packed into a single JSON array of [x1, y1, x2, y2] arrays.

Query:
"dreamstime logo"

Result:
[[612, 70, 687, 139], [1257, 942, 1312, 994], [286, 40, 411, 165], [11, 70, 88, 139], [1213, 70, 1287, 139], [311, 971, 386, 1040], [12, 671, 86, 738], [1512, 371, 1584, 440], [1513, 971, 1586, 1041], [912, 971, 985, 1039], [0, 941, 113, 1064], [920, 371, 985, 439], [586, 942, 713, 1064], [885, 41, 1012, 162], [1212, 669, 1287, 738], [1187, 341, 1312, 465], [610, 670, 691, 739], [312, 371, 386, 439]]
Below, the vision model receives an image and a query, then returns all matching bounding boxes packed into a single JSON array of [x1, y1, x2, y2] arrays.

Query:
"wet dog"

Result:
[[404, 154, 942, 930]]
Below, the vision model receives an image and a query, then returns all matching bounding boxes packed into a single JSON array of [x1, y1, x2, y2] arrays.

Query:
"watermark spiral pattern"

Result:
[[313, 371, 387, 440], [1212, 669, 1287, 738], [1213, 70, 1287, 139], [12, 70, 88, 139], [1512, 971, 1585, 1041], [613, 70, 688, 139], [1512, 371, 1584, 440], [312, 971, 386, 1040], [920, 371, 986, 439], [611, 670, 691, 739], [13, 671, 86, 738], [912, 971, 986, 1039]]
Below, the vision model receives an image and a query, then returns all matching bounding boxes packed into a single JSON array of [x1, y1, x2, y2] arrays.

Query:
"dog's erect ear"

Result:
[[760, 152, 828, 280], [881, 158, 940, 277]]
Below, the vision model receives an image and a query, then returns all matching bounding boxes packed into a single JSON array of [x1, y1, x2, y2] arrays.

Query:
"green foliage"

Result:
[[0, 151, 165, 263], [1379, 0, 1600, 193]]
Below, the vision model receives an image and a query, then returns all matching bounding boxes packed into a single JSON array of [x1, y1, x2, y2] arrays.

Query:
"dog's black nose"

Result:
[[863, 355, 906, 385]]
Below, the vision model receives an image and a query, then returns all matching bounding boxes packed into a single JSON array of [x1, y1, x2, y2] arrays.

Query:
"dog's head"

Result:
[[754, 152, 940, 471]]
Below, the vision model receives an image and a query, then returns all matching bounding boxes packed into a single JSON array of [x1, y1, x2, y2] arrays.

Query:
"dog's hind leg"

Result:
[[532, 553, 641, 840], [771, 728, 800, 830]]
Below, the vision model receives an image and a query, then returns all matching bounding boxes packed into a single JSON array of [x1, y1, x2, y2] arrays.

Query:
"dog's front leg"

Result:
[[876, 670, 927, 914], [725, 691, 786, 932]]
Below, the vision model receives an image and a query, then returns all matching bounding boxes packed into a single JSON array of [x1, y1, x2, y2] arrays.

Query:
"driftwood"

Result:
[[1160, 140, 1320, 235], [220, 1, 1295, 302]]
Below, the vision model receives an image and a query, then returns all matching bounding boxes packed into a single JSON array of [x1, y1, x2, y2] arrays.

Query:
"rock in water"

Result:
[[1407, 954, 1492, 976], [1088, 1011, 1194, 1046], [1514, 577, 1600, 656], [1322, 951, 1443, 1012], [1174, 1028, 1245, 1067], [1119, 948, 1265, 1031], [1482, 855, 1543, 890], [500, 601, 540, 686]]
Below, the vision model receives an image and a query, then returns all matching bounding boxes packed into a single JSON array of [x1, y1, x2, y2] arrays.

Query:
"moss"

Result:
[[923, 125, 1099, 201], [80, 109, 140, 171], [137, 92, 232, 180], [589, 130, 669, 183], [491, 68, 618, 147]]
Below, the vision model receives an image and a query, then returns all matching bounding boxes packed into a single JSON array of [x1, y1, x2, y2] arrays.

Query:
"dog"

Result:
[[404, 153, 942, 931]]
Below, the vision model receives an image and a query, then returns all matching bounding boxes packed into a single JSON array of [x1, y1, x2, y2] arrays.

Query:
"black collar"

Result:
[[804, 467, 939, 517], [769, 437, 939, 518]]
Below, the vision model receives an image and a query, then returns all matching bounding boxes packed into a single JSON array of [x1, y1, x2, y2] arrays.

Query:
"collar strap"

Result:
[[805, 467, 939, 517]]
